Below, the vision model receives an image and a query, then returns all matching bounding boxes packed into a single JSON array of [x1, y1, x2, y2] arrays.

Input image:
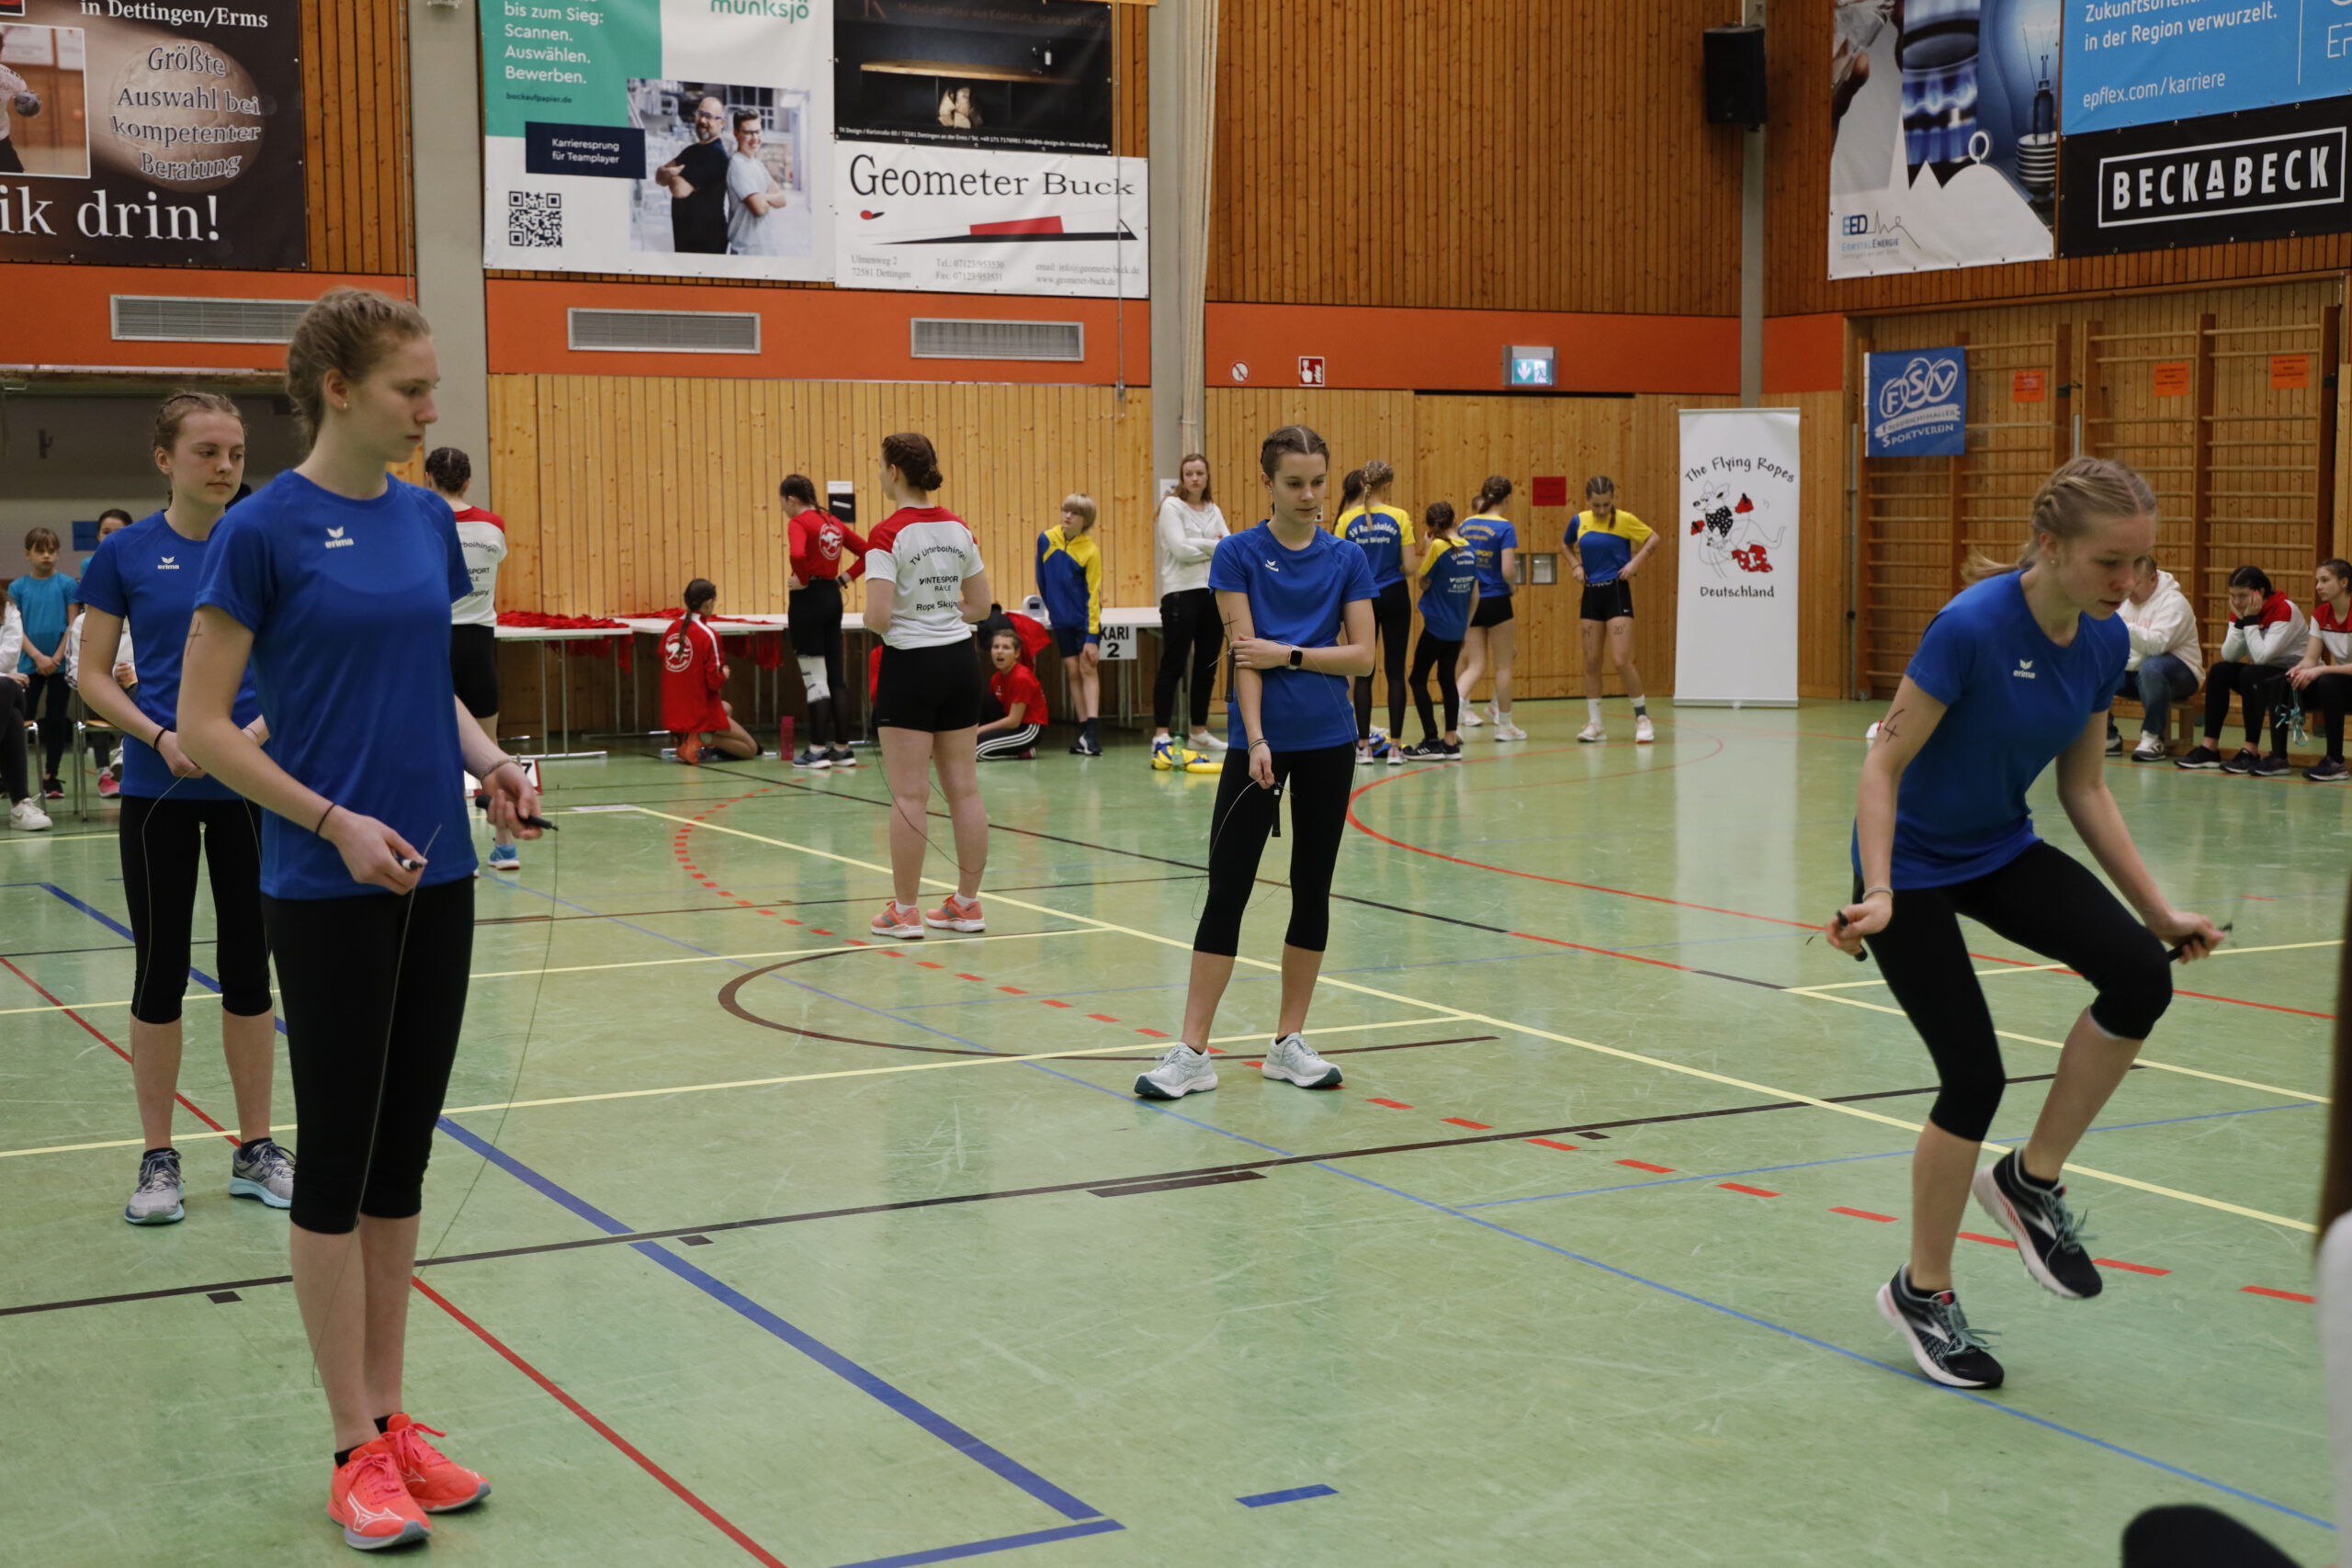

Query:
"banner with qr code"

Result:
[[0, 0, 306, 269], [480, 0, 831, 281]]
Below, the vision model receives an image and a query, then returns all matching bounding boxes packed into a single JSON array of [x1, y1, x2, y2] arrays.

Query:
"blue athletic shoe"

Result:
[[487, 842, 520, 872]]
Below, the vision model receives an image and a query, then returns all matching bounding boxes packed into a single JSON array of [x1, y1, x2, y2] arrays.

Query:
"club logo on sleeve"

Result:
[[324, 525, 355, 551], [2013, 658, 2036, 680]]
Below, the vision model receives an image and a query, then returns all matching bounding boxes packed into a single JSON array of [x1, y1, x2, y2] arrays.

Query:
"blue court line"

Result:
[[1460, 1100, 2324, 1211], [1238, 1484, 1337, 1508], [431, 1118, 1105, 1525], [826, 1518, 1124, 1568], [9, 880, 287, 1032]]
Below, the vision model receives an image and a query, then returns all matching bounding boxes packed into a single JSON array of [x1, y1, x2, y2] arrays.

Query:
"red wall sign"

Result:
[[1531, 477, 1569, 507], [2152, 362, 2190, 397], [2012, 370, 2045, 403], [1297, 355, 1326, 387]]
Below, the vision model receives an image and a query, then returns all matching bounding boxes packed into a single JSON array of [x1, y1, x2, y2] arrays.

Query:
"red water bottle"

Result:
[[781, 715, 794, 758]]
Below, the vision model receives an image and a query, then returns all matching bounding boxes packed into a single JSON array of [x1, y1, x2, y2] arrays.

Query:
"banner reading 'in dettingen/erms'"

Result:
[[480, 0, 831, 281], [0, 0, 306, 268]]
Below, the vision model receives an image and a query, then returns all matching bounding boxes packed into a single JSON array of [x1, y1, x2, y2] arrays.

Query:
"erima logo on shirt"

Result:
[[157, 556, 179, 571], [324, 526, 355, 551], [1263, 558, 1280, 571], [2013, 659, 2036, 680]]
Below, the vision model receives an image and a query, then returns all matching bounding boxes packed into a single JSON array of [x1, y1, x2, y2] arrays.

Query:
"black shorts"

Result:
[[788, 578, 843, 658], [450, 625, 500, 718], [875, 638, 983, 732], [1053, 625, 1099, 660], [1579, 581, 1634, 622], [1470, 594, 1515, 629]]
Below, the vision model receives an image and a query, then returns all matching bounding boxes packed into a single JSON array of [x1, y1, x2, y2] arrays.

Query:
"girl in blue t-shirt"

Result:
[[1402, 502, 1480, 759], [1135, 423, 1375, 1101], [1454, 476, 1524, 739], [179, 288, 540, 1550], [75, 391, 289, 1228], [1829, 457, 2224, 1393]]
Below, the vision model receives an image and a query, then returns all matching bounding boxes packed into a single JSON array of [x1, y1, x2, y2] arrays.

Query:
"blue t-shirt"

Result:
[[1864, 572, 2128, 889], [1459, 514, 1517, 597], [1208, 521, 1375, 751], [1331, 502, 1418, 592], [1418, 536, 1481, 642], [78, 513, 265, 801], [9, 571, 77, 673], [194, 472, 476, 899]]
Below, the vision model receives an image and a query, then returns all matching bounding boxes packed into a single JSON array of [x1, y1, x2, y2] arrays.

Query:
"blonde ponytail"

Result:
[[1964, 456, 2157, 582]]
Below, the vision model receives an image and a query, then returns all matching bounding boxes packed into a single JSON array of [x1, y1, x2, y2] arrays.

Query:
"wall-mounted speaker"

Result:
[[1703, 25, 1767, 130]]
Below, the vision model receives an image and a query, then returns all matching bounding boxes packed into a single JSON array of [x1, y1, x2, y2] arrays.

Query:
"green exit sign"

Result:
[[1507, 346, 1555, 387]]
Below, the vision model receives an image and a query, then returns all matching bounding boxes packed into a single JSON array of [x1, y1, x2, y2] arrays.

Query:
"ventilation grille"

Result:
[[110, 296, 310, 344], [567, 308, 761, 355], [910, 318, 1084, 362]]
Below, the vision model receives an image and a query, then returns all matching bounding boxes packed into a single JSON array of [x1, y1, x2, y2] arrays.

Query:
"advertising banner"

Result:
[[480, 0, 831, 281], [835, 0, 1113, 154], [1828, 0, 2063, 276], [2057, 95, 2351, 254], [2064, 0, 2352, 133], [834, 141, 1145, 297], [0, 0, 305, 269], [1865, 347, 1970, 456], [1675, 409, 1803, 707]]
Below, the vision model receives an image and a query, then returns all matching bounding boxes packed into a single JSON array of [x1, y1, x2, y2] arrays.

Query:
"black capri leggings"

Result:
[[1409, 631, 1463, 740], [1154, 587, 1222, 732], [120, 795, 272, 1024], [265, 878, 473, 1234], [1353, 580, 1412, 741], [1863, 842, 2171, 1143], [1193, 742, 1354, 958], [2202, 660, 2289, 751]]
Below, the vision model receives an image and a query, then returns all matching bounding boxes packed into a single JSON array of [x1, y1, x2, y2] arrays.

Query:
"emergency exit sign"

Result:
[[1508, 346, 1555, 387]]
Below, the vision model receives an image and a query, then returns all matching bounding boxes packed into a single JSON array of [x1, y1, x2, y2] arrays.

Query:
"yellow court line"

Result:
[[0, 929, 1104, 1017], [1799, 938, 2346, 991], [0, 1016, 1473, 1162], [635, 807, 2318, 1235], [0, 831, 117, 846]]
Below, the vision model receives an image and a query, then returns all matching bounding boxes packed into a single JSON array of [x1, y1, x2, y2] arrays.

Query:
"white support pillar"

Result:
[[408, 0, 493, 503]]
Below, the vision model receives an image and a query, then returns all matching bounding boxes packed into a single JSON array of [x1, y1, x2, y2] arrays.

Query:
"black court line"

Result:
[[0, 1071, 2082, 1320], [1089, 1171, 1267, 1198]]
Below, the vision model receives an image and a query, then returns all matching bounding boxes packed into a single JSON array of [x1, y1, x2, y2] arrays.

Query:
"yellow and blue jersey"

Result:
[[1459, 514, 1518, 597], [1417, 536, 1481, 642], [1566, 508, 1652, 586], [1035, 524, 1102, 637], [1329, 502, 1419, 591]]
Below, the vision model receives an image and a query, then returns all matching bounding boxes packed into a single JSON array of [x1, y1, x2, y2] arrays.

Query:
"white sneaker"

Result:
[[1386, 742, 1405, 766], [1134, 1043, 1218, 1100], [1189, 730, 1231, 751], [1355, 742, 1376, 766], [10, 797, 52, 831], [1461, 706, 1485, 728], [2132, 733, 2167, 761], [1494, 719, 1528, 742], [1577, 721, 1606, 744], [1634, 715, 1656, 744], [1261, 1032, 1342, 1089]]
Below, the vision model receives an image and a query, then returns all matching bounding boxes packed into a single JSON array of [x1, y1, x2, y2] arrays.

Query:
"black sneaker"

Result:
[[1400, 739, 1448, 761], [2305, 757, 2350, 783], [41, 777, 62, 800], [2252, 751, 2293, 778], [828, 746, 858, 767], [2175, 745, 2223, 770], [1441, 740, 1464, 760], [1069, 738, 1102, 757], [2218, 746, 2261, 774], [791, 747, 832, 770], [1973, 1151, 2102, 1299], [1876, 1269, 2004, 1389], [2104, 728, 2123, 756]]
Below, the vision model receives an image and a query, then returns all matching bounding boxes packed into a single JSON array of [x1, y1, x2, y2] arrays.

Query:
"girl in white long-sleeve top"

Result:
[[2177, 565, 2306, 774], [2107, 553, 2201, 761], [1149, 454, 1230, 767]]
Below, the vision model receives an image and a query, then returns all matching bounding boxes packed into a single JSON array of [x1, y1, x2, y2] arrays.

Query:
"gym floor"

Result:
[[1, 700, 2336, 1566]]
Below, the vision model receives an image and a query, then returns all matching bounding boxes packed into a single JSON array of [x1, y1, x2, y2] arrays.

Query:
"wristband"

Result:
[[1862, 884, 1894, 900], [1249, 739, 1271, 751], [152, 725, 170, 750], [315, 801, 339, 838]]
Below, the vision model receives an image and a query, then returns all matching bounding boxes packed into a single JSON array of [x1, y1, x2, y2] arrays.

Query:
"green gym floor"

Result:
[[1, 699, 2338, 1566]]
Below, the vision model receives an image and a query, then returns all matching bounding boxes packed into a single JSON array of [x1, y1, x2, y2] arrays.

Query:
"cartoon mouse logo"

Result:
[[1690, 484, 1783, 578]]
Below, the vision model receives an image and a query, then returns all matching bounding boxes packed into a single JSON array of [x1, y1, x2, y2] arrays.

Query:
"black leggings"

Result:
[[1863, 842, 2171, 1143], [0, 677, 26, 803], [1352, 580, 1411, 740], [120, 795, 271, 1024], [25, 670, 71, 780], [790, 579, 850, 747], [1154, 587, 1221, 732], [2202, 660, 2289, 752], [1193, 742, 1354, 958], [265, 878, 473, 1234], [1409, 631, 1464, 740], [2298, 671, 2352, 761]]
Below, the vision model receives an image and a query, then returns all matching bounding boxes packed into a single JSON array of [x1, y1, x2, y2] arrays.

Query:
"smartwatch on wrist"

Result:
[[1287, 646, 1304, 670]]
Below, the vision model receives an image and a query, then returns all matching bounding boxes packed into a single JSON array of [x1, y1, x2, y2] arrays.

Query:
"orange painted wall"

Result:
[[1764, 314, 1846, 396], [483, 280, 1151, 385], [0, 265, 411, 372], [1204, 304, 1740, 395]]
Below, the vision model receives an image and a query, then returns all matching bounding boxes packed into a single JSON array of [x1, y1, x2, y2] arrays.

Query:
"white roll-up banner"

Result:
[[1675, 408, 1802, 707]]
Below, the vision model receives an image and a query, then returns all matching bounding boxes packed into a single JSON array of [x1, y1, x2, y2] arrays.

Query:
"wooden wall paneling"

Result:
[[1788, 389, 1852, 699], [297, 0, 411, 276]]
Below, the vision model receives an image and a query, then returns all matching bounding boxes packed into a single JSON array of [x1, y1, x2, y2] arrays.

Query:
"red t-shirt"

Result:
[[660, 615, 729, 734], [989, 661, 1047, 723], [789, 510, 868, 584]]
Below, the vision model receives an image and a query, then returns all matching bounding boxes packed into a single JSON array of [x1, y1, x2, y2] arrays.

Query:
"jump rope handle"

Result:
[[2166, 920, 2232, 964], [1832, 909, 1870, 963]]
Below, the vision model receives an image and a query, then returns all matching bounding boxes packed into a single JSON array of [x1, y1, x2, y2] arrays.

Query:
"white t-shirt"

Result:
[[0, 65, 23, 148], [726, 153, 782, 256], [1154, 493, 1227, 598], [449, 503, 509, 628], [865, 505, 985, 649]]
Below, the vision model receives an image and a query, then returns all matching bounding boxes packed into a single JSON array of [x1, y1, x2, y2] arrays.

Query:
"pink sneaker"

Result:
[[383, 1414, 490, 1513], [327, 1436, 430, 1551], [923, 894, 985, 933], [97, 773, 119, 798], [870, 899, 923, 939]]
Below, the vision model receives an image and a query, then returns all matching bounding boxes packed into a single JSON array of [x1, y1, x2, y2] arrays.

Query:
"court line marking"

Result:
[[1786, 986, 2330, 1107], [635, 807, 2321, 1235], [1797, 938, 2345, 991], [0, 928, 1110, 1016], [0, 1017, 1468, 1161], [0, 832, 115, 845]]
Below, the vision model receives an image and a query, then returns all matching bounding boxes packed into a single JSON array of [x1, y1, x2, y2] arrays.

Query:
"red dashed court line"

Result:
[[1831, 1206, 1898, 1223], [1959, 1231, 2019, 1249], [1367, 1098, 1415, 1110], [1, 956, 232, 1142], [2242, 1286, 2315, 1303], [955, 973, 983, 982], [1526, 1138, 1581, 1152], [1087, 1013, 1121, 1022], [1442, 1117, 1492, 1129], [1042, 999, 1073, 1009], [1718, 1182, 1780, 1197], [996, 986, 1025, 994], [1616, 1159, 1677, 1174], [2095, 1258, 2172, 1277]]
